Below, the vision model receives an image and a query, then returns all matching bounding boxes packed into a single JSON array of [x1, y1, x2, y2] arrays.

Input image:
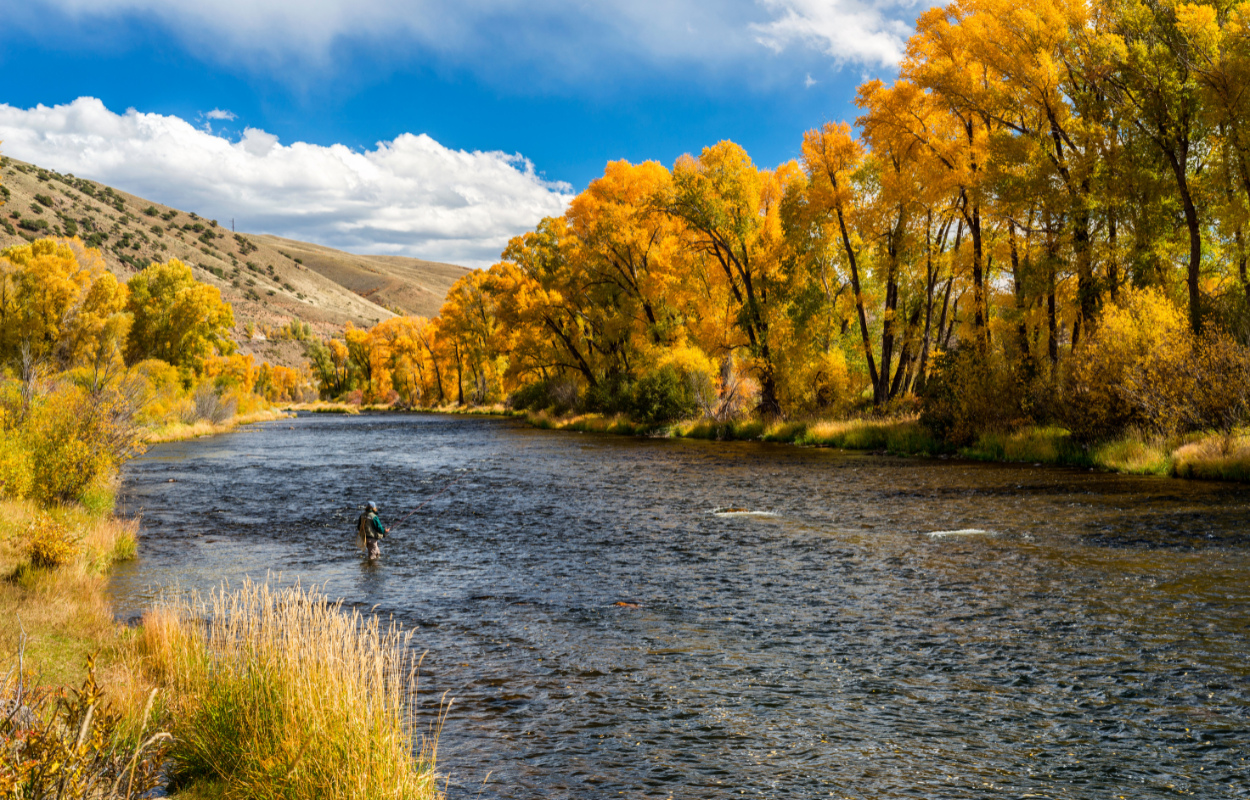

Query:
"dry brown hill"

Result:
[[251, 235, 467, 319], [0, 156, 470, 367]]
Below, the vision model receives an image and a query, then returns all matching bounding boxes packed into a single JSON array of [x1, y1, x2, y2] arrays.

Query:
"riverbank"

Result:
[[143, 408, 293, 443], [2, 411, 442, 800], [305, 400, 1250, 480], [519, 409, 1250, 481]]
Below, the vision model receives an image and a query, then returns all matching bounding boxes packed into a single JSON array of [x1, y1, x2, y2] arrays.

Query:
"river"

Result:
[[111, 413, 1250, 798]]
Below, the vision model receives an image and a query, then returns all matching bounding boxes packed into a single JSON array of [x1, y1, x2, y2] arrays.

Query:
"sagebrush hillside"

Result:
[[0, 156, 469, 367]]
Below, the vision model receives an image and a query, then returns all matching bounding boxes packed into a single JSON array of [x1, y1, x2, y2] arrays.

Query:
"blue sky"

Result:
[[0, 0, 933, 267]]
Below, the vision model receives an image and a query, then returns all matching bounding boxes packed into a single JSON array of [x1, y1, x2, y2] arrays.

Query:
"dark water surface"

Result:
[[112, 413, 1250, 799]]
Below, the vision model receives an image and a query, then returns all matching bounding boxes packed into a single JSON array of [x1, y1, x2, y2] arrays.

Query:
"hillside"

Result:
[[0, 156, 470, 367]]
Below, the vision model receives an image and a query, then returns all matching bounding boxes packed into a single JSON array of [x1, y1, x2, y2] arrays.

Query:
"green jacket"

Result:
[[358, 510, 386, 541]]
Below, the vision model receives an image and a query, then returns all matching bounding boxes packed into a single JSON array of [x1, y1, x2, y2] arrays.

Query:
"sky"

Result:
[[0, 0, 937, 268]]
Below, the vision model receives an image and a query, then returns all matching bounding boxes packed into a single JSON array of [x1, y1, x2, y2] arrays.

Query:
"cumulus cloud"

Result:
[[26, 0, 927, 80], [203, 108, 237, 120], [0, 97, 573, 268], [753, 0, 930, 67]]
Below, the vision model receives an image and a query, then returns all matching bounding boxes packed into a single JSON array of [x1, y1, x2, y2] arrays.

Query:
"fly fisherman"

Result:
[[357, 501, 389, 561]]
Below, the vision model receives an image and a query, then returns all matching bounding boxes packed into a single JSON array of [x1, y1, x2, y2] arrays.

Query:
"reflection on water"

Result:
[[112, 413, 1250, 799]]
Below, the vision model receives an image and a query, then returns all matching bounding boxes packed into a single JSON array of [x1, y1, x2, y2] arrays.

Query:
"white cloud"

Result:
[[0, 97, 573, 268], [204, 108, 237, 120], [26, 0, 928, 81], [753, 0, 927, 68], [804, 73, 817, 88]]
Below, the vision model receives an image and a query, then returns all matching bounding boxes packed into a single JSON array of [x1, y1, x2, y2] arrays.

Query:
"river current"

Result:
[[111, 413, 1250, 798]]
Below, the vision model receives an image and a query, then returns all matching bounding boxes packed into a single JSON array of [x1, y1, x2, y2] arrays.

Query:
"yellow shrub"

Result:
[[23, 381, 144, 504], [132, 358, 186, 426], [1126, 329, 1250, 435], [1064, 287, 1189, 440], [654, 343, 719, 415], [0, 429, 32, 499], [28, 513, 81, 568]]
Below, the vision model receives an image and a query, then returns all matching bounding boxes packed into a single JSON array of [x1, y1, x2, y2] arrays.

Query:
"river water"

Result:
[[111, 413, 1250, 799]]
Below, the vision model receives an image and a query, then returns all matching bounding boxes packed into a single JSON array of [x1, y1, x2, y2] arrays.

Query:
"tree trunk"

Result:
[[967, 201, 987, 348], [878, 207, 904, 402], [1108, 208, 1119, 301], [1008, 220, 1035, 380], [831, 192, 881, 402], [1162, 141, 1202, 333]]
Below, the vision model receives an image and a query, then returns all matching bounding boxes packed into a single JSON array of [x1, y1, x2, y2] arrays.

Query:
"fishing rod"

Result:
[[387, 469, 473, 533]]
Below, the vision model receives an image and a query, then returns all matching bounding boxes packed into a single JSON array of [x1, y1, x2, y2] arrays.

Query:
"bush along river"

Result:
[[112, 413, 1250, 799]]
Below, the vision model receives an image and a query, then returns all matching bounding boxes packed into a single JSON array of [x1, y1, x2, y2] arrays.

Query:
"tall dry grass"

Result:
[[1171, 433, 1250, 480], [144, 408, 291, 444], [142, 580, 443, 800]]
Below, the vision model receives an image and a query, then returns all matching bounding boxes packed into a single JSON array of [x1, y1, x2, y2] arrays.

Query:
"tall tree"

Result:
[[661, 141, 800, 415]]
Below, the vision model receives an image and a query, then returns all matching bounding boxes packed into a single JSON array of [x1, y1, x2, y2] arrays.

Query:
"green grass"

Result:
[[961, 426, 1091, 467], [1092, 432, 1172, 475]]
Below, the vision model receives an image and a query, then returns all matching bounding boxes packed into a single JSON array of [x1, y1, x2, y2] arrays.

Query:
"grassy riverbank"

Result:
[[0, 497, 140, 686], [144, 408, 293, 443], [520, 409, 1250, 481], [280, 397, 1249, 480], [2, 414, 442, 800]]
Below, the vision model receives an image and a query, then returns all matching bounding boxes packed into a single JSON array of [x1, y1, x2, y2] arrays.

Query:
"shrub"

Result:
[[0, 429, 33, 500], [1065, 288, 1250, 438], [33, 193, 53, 207], [507, 378, 579, 414], [0, 652, 170, 799], [28, 513, 81, 568], [143, 206, 159, 216], [22, 381, 145, 505], [580, 373, 633, 415], [921, 344, 1031, 446], [778, 349, 852, 416], [192, 384, 237, 425], [631, 365, 700, 424], [1123, 329, 1250, 436], [1063, 287, 1187, 440]]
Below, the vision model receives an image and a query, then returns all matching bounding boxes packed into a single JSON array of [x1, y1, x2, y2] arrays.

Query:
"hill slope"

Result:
[[0, 156, 471, 366]]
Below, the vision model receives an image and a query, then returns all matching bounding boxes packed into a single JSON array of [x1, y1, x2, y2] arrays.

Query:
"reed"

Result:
[[761, 420, 808, 442], [142, 580, 443, 800], [793, 416, 933, 453]]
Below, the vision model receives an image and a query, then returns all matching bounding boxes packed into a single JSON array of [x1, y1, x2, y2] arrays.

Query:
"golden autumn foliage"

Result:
[[125, 258, 234, 371], [0, 237, 308, 505], [0, 239, 131, 370], [303, 0, 1250, 449]]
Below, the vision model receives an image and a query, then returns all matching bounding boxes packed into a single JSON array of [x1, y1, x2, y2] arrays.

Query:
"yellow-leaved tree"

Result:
[[125, 259, 235, 372], [0, 238, 131, 371]]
